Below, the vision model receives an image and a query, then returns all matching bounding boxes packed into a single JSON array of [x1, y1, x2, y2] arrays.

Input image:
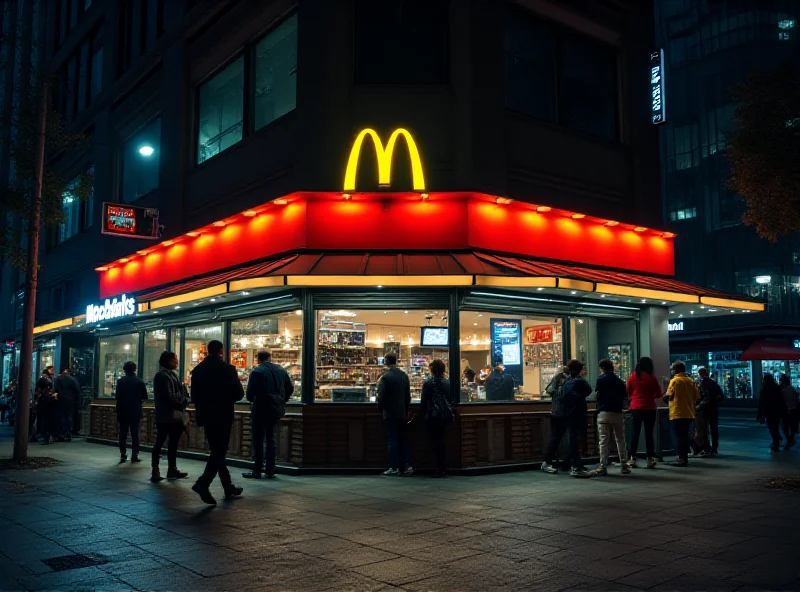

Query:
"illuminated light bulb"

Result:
[[242, 211, 257, 217], [139, 145, 154, 156], [421, 193, 429, 201], [119, 258, 129, 263], [186, 231, 200, 237], [571, 213, 585, 219], [343, 193, 351, 200], [662, 232, 676, 238], [136, 250, 150, 256], [212, 220, 227, 227], [95, 266, 108, 272], [537, 206, 552, 212], [634, 227, 647, 232], [274, 199, 288, 205], [240, 338, 248, 348], [295, 310, 302, 315], [162, 240, 174, 247], [496, 197, 513, 205], [605, 220, 619, 227]]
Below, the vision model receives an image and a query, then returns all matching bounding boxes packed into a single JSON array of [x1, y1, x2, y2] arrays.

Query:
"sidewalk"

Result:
[[0, 417, 798, 592]]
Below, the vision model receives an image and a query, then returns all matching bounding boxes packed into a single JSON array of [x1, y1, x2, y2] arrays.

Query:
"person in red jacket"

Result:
[[626, 357, 662, 468]]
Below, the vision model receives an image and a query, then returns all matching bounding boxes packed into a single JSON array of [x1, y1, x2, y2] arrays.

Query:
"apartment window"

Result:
[[117, 0, 166, 78], [122, 118, 161, 202], [90, 29, 104, 99], [195, 14, 298, 164], [197, 57, 244, 164], [59, 179, 81, 244], [254, 13, 298, 131], [505, 8, 619, 141], [669, 207, 697, 222], [673, 123, 699, 170], [354, 0, 448, 85], [56, 27, 104, 119], [83, 164, 95, 229], [56, 0, 92, 46], [701, 104, 734, 158]]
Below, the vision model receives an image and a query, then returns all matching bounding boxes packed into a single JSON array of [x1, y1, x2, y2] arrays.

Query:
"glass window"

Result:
[[77, 41, 89, 112], [594, 318, 637, 384], [99, 333, 139, 398], [83, 165, 95, 229], [182, 324, 223, 386], [90, 45, 103, 99], [66, 56, 77, 117], [673, 123, 698, 170], [121, 118, 161, 202], [462, 312, 562, 402], [505, 11, 557, 122], [254, 14, 298, 131], [316, 309, 449, 402], [710, 352, 753, 400], [59, 177, 81, 243], [231, 312, 303, 401], [38, 339, 57, 377], [197, 57, 244, 164], [142, 329, 167, 395]]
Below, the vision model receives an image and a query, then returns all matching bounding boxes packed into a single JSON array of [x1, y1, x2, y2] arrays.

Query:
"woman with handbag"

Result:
[[420, 360, 456, 477], [151, 351, 189, 482]]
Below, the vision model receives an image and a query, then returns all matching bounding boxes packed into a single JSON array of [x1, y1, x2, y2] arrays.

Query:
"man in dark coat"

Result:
[[485, 365, 515, 401], [243, 350, 294, 480], [377, 354, 412, 476], [54, 367, 80, 441], [697, 367, 723, 455], [190, 340, 245, 505], [115, 361, 148, 463]]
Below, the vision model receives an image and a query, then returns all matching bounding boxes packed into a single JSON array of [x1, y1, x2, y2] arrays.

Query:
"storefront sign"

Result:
[[86, 294, 136, 324], [668, 321, 684, 332], [525, 326, 554, 344], [101, 202, 160, 239], [491, 319, 523, 384], [343, 128, 425, 192], [650, 49, 666, 124]]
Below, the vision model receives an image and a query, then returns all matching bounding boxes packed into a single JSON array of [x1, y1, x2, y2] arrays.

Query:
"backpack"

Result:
[[426, 379, 454, 425]]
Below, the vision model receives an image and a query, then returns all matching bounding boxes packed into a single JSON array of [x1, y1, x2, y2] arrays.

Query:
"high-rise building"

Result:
[[656, 0, 800, 404]]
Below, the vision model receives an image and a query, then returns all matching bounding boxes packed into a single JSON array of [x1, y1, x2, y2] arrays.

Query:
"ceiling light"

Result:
[[641, 299, 646, 303], [421, 193, 429, 201], [570, 291, 577, 295], [473, 322, 478, 326], [187, 231, 200, 237], [661, 301, 667, 305], [755, 275, 771, 284], [605, 221, 619, 227], [174, 305, 181, 309], [404, 310, 408, 314], [571, 214, 585, 219], [274, 199, 288, 205], [600, 294, 606, 298], [670, 311, 675, 314], [537, 287, 545, 291], [139, 145, 154, 156], [496, 197, 513, 205], [210, 298, 216, 302], [94, 266, 108, 272], [377, 285, 382, 288], [536, 206, 551, 212], [241, 291, 250, 296], [634, 227, 647, 232], [708, 308, 717, 312], [213, 220, 227, 227], [162, 240, 174, 247], [243, 211, 257, 217], [343, 193, 351, 200], [690, 310, 695, 314], [662, 232, 676, 238], [295, 310, 302, 315], [119, 258, 129, 263], [136, 250, 150, 256]]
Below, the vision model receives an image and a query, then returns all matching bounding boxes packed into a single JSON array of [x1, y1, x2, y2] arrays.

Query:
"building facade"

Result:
[[656, 0, 800, 403]]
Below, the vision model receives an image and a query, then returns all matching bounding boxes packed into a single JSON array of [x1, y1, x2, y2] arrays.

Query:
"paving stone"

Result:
[[351, 557, 439, 586]]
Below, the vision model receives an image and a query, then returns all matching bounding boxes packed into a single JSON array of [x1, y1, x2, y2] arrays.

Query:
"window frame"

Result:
[[120, 116, 162, 203]]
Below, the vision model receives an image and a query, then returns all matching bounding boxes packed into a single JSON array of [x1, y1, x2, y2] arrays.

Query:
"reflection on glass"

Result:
[[316, 309, 449, 402], [231, 313, 303, 400], [143, 329, 167, 395], [38, 339, 57, 376], [709, 351, 752, 399], [183, 324, 223, 385], [99, 333, 139, 398]]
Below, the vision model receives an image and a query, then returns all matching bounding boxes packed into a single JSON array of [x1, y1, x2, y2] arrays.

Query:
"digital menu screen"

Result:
[[490, 319, 523, 384], [420, 327, 449, 347]]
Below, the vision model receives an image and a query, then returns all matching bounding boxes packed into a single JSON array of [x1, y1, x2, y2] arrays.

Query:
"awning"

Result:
[[739, 340, 800, 361]]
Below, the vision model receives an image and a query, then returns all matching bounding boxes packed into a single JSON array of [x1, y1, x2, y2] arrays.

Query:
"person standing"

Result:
[[420, 359, 456, 477], [34, 377, 57, 444], [115, 361, 148, 463], [758, 374, 790, 451], [593, 359, 630, 476], [695, 367, 724, 456], [53, 367, 80, 442], [541, 359, 593, 477], [626, 357, 662, 469], [242, 350, 294, 480], [151, 351, 189, 483], [377, 354, 413, 476], [664, 362, 700, 467], [190, 340, 245, 505], [485, 364, 515, 401], [779, 374, 799, 440]]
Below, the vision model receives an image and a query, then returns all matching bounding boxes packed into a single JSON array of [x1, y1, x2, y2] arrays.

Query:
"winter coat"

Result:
[[552, 375, 592, 420], [485, 370, 515, 401], [420, 377, 456, 423], [759, 383, 788, 420], [153, 367, 188, 424], [246, 361, 294, 421], [377, 366, 411, 421], [595, 372, 626, 413], [190, 355, 244, 427], [115, 375, 148, 422], [626, 371, 662, 411]]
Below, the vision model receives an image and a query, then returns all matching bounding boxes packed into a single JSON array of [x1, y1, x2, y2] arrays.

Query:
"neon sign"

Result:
[[343, 128, 426, 192], [650, 49, 666, 124], [668, 321, 684, 332], [101, 202, 160, 239], [86, 294, 136, 324]]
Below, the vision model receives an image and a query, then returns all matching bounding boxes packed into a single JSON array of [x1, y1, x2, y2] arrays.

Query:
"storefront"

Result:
[[30, 129, 763, 471]]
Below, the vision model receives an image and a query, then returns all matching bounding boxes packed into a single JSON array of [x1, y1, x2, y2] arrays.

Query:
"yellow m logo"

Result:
[[343, 128, 426, 193]]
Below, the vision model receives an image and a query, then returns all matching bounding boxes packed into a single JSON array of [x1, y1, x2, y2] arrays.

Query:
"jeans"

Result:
[[629, 409, 656, 459], [152, 422, 184, 469], [707, 407, 720, 452], [597, 411, 627, 467], [198, 423, 233, 488], [672, 418, 692, 461], [384, 417, 411, 471], [118, 418, 140, 458], [544, 415, 583, 468], [60, 406, 73, 438], [252, 414, 277, 476], [427, 423, 447, 473]]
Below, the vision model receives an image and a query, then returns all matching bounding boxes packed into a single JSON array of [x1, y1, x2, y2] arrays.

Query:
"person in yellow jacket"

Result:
[[664, 361, 699, 467]]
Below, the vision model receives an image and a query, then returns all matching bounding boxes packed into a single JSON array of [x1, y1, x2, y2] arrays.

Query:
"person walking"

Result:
[[485, 364, 515, 401], [115, 361, 148, 463], [758, 373, 790, 451], [420, 359, 456, 477], [626, 357, 662, 469], [151, 351, 189, 483], [242, 350, 294, 480], [377, 354, 413, 476], [664, 361, 700, 467], [53, 367, 80, 442], [541, 359, 592, 477], [190, 340, 245, 505], [593, 359, 630, 476], [779, 374, 799, 439]]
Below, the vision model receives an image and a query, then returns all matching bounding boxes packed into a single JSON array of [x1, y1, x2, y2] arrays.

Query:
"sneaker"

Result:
[[594, 466, 608, 476], [382, 468, 400, 476], [131, 456, 141, 463], [699, 450, 709, 457], [120, 454, 128, 463], [150, 470, 164, 483], [403, 466, 414, 476], [242, 472, 262, 479], [191, 483, 217, 505], [223, 484, 244, 500], [629, 458, 638, 468], [167, 468, 188, 480], [570, 467, 591, 478], [541, 461, 558, 475], [621, 463, 630, 475], [647, 458, 657, 469]]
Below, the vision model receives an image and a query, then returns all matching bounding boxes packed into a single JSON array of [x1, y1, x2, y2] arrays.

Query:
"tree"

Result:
[[728, 62, 800, 242]]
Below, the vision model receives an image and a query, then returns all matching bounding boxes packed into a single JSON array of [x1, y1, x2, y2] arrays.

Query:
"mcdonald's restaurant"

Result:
[[32, 128, 763, 473]]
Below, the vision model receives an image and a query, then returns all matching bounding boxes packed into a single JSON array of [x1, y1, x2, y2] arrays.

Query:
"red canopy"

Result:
[[739, 340, 800, 361]]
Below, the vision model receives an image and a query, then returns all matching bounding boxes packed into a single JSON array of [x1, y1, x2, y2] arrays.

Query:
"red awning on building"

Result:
[[739, 340, 800, 361]]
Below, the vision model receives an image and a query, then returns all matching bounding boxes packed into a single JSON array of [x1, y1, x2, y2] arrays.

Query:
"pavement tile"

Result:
[[569, 557, 647, 581], [616, 564, 687, 589], [492, 524, 555, 542], [624, 547, 687, 566], [321, 545, 401, 568], [352, 557, 439, 586]]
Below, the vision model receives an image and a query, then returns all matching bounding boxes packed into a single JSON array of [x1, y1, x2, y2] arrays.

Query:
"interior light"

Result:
[[95, 266, 108, 272], [295, 310, 302, 315], [473, 322, 478, 326], [212, 220, 227, 227], [641, 299, 647, 303], [708, 308, 717, 312], [605, 221, 619, 227], [634, 227, 647, 233], [571, 214, 585, 219], [662, 232, 676, 238], [243, 211, 257, 217], [670, 311, 675, 314], [119, 258, 129, 263], [755, 275, 771, 284], [210, 298, 216, 302], [274, 199, 288, 205], [661, 301, 667, 305], [690, 310, 695, 314], [241, 291, 250, 296], [136, 250, 150, 256], [174, 305, 181, 309], [496, 197, 513, 205], [139, 145, 154, 156], [162, 240, 174, 247], [570, 291, 577, 295], [537, 287, 545, 291], [377, 285, 383, 288], [537, 206, 552, 212], [187, 231, 200, 237], [600, 294, 606, 298], [404, 310, 408, 314]]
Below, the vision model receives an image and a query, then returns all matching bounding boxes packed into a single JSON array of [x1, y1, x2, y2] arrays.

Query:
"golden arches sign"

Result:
[[343, 128, 426, 192]]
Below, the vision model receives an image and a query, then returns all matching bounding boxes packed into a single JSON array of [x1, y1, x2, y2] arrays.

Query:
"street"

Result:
[[0, 410, 798, 592]]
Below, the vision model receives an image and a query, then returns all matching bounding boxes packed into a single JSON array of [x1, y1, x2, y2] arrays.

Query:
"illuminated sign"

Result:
[[525, 326, 554, 344], [86, 294, 136, 324], [101, 202, 160, 239], [491, 319, 523, 385], [650, 49, 666, 124], [668, 321, 684, 332], [343, 128, 426, 192]]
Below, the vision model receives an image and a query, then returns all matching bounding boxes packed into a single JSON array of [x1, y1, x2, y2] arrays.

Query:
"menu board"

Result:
[[491, 319, 522, 384]]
